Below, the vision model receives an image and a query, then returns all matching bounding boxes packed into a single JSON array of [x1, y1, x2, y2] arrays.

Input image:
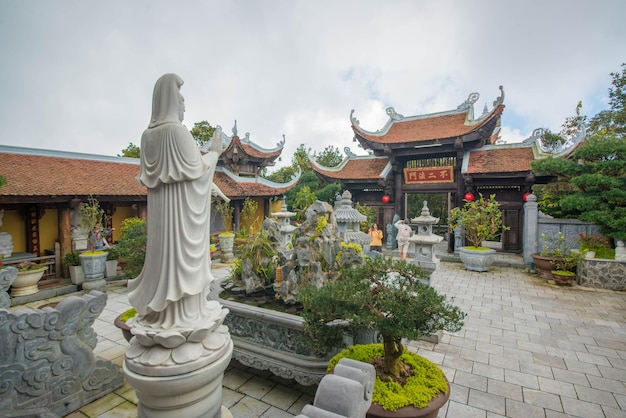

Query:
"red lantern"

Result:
[[464, 193, 474, 202], [381, 195, 391, 203], [523, 192, 531, 202]]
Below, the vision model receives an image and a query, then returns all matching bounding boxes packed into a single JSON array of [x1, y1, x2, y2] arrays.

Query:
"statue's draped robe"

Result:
[[128, 101, 218, 330]]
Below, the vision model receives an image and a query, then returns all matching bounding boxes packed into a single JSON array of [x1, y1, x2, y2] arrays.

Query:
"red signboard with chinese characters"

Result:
[[403, 166, 454, 184]]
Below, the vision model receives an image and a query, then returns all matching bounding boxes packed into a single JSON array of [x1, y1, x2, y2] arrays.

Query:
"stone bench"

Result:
[[296, 358, 375, 418]]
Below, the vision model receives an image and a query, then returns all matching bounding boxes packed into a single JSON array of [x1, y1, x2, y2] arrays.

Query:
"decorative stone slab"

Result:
[[0, 291, 124, 417], [0, 266, 17, 308]]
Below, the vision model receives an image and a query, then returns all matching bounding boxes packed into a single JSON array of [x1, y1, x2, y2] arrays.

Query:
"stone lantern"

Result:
[[271, 199, 297, 253], [409, 201, 444, 274], [334, 191, 371, 252]]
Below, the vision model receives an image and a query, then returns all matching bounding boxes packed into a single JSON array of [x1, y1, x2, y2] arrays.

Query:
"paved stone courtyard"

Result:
[[13, 256, 626, 417]]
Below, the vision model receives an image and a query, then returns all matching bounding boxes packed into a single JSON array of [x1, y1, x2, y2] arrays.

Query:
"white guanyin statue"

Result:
[[125, 73, 230, 375], [0, 210, 13, 258]]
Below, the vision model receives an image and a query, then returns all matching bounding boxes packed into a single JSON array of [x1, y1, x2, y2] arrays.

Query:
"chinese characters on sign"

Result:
[[404, 166, 454, 184]]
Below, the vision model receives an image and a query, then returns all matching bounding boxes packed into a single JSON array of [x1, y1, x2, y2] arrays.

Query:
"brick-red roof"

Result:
[[312, 158, 390, 181], [213, 171, 296, 198], [0, 152, 145, 197], [229, 136, 283, 160], [354, 105, 504, 144], [466, 147, 534, 174]]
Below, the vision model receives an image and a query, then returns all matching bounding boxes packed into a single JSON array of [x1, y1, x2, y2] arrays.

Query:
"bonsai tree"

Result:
[[299, 256, 465, 378], [214, 200, 234, 232], [448, 193, 508, 249], [79, 195, 107, 253]]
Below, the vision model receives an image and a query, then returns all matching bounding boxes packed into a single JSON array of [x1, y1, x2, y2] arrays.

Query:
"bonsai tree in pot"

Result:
[[64, 251, 84, 285], [551, 251, 582, 286], [299, 256, 465, 415], [78, 196, 109, 289], [448, 193, 508, 271]]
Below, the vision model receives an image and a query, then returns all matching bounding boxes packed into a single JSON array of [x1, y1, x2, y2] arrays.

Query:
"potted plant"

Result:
[[114, 307, 136, 342], [78, 196, 108, 288], [299, 256, 465, 416], [11, 261, 47, 296], [578, 233, 613, 259], [105, 247, 119, 278], [448, 193, 508, 272], [64, 251, 84, 285], [551, 251, 582, 286], [115, 217, 147, 279], [531, 232, 567, 279], [215, 200, 235, 261]]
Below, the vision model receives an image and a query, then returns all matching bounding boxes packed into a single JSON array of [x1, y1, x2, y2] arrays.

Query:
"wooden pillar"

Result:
[[233, 201, 241, 232], [137, 204, 148, 221], [59, 206, 72, 274], [394, 170, 403, 218]]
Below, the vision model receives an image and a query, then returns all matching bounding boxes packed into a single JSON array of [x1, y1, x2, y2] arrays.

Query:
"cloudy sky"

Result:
[[1, 0, 624, 171]]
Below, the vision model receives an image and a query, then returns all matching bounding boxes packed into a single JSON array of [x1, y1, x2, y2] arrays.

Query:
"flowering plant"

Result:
[[539, 232, 568, 258], [16, 261, 46, 272], [578, 233, 610, 252]]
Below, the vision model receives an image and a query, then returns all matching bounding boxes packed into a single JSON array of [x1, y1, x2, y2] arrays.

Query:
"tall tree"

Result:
[[118, 142, 140, 158], [531, 64, 626, 241], [314, 145, 343, 167], [190, 120, 216, 147]]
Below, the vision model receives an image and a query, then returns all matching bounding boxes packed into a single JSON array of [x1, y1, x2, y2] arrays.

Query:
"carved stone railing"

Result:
[[209, 281, 335, 386], [0, 291, 124, 417]]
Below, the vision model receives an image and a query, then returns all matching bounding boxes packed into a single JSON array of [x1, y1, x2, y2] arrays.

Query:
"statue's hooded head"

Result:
[[149, 73, 185, 128]]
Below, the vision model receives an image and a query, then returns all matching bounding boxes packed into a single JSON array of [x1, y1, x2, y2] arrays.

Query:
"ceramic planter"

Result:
[[79, 252, 108, 279], [105, 260, 118, 278], [11, 267, 47, 296], [80, 252, 108, 291], [531, 254, 559, 280], [366, 377, 450, 418], [551, 271, 575, 286], [68, 265, 85, 285], [458, 247, 496, 272], [114, 313, 133, 342]]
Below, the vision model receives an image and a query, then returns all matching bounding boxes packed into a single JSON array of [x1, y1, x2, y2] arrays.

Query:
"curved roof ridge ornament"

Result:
[[344, 147, 356, 158], [232, 120, 238, 137], [350, 109, 360, 127], [385, 107, 404, 121], [457, 92, 480, 111], [493, 85, 505, 107], [277, 134, 286, 148], [243, 132, 250, 143]]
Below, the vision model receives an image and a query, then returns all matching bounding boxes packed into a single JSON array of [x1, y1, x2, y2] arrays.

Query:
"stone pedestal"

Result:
[[124, 340, 233, 418]]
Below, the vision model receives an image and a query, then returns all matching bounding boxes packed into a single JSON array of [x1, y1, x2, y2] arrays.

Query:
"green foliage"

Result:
[[214, 200, 234, 230], [540, 130, 568, 153], [448, 194, 508, 248], [79, 196, 107, 251], [189, 120, 216, 147], [240, 197, 259, 232], [115, 218, 147, 279], [0, 175, 7, 188], [588, 63, 626, 139], [292, 185, 317, 221], [120, 308, 137, 323], [118, 142, 140, 158], [314, 145, 343, 167], [539, 232, 568, 258], [229, 230, 279, 285], [532, 136, 626, 240], [552, 251, 582, 273], [299, 257, 465, 376], [64, 252, 81, 266], [355, 202, 376, 232], [328, 344, 448, 411]]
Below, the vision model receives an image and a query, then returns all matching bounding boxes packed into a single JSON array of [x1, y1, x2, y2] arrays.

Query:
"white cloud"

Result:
[[0, 0, 623, 168]]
